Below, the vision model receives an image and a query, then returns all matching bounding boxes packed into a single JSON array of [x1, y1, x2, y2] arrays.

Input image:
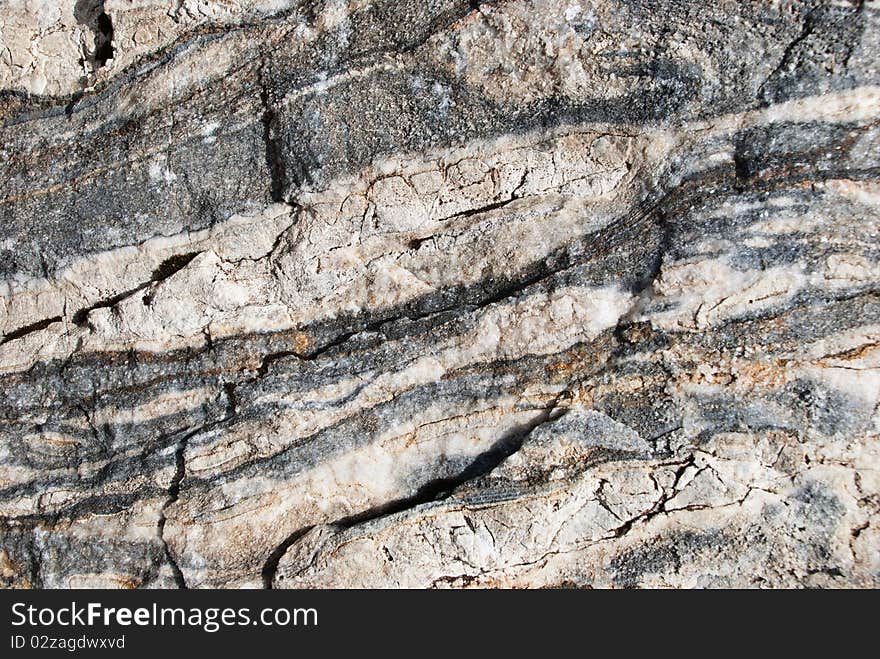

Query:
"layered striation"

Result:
[[0, 0, 878, 588]]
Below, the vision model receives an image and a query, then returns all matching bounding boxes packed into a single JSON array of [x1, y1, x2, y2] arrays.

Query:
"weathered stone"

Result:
[[0, 0, 877, 589]]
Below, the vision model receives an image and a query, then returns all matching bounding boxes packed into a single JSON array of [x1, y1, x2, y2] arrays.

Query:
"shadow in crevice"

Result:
[[74, 1, 115, 70]]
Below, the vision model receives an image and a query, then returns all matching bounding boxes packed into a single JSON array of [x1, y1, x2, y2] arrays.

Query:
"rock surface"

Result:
[[0, 0, 878, 589]]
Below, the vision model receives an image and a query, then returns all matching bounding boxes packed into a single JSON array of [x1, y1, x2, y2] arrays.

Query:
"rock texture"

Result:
[[0, 0, 878, 589]]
